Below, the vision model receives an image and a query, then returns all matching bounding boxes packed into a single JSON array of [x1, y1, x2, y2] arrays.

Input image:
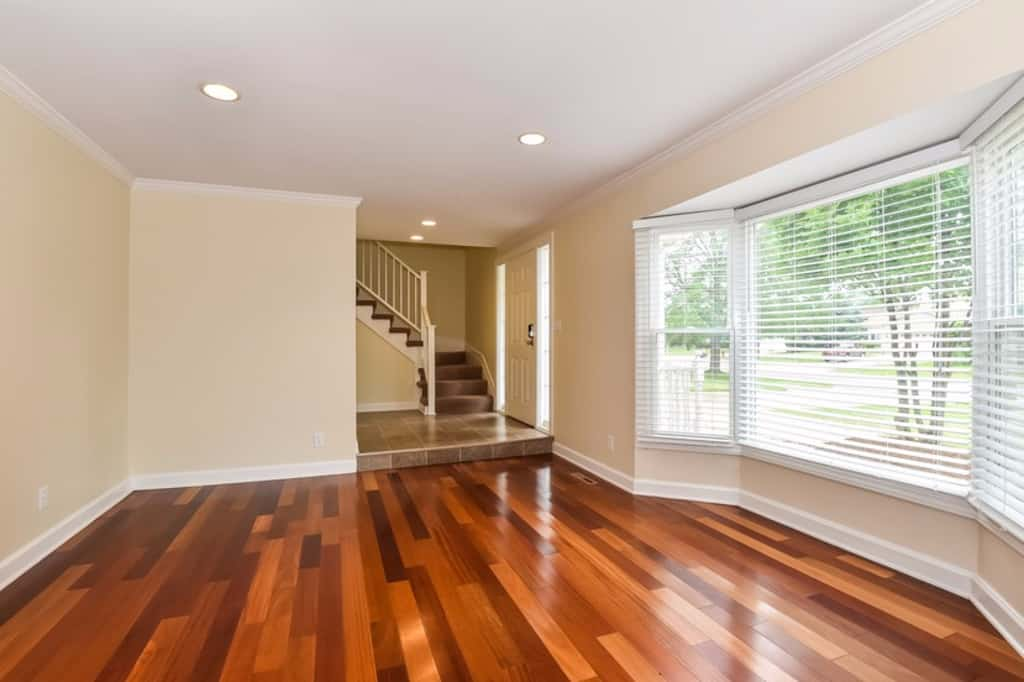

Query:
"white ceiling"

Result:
[[657, 73, 1020, 216], [0, 0, 930, 246]]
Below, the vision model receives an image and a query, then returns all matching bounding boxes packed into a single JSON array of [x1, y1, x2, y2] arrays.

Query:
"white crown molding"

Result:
[[536, 0, 980, 230], [960, 73, 1024, 147], [131, 458, 357, 490], [633, 209, 736, 232], [0, 479, 132, 592], [0, 63, 134, 184], [133, 178, 363, 207]]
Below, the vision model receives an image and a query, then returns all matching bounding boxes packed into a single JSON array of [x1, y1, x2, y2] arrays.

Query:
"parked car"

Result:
[[823, 342, 865, 362]]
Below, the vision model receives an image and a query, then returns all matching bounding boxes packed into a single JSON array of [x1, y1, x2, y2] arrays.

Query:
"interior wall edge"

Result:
[[973, 576, 1024, 659], [551, 441, 634, 492]]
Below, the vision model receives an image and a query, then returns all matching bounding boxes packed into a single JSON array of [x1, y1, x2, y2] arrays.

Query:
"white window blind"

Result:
[[971, 97, 1024, 537], [736, 163, 974, 494], [636, 223, 734, 440]]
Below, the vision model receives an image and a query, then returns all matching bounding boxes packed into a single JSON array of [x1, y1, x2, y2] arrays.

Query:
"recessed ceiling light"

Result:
[[519, 132, 546, 146], [421, 219, 437, 227], [410, 235, 425, 241], [201, 83, 240, 102]]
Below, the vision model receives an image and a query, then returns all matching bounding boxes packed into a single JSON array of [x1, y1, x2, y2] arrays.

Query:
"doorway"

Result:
[[498, 243, 551, 431]]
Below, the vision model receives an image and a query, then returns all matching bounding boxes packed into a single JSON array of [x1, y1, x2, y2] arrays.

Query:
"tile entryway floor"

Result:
[[356, 410, 552, 471]]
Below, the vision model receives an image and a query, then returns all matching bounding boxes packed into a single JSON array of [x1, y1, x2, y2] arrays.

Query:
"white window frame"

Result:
[[634, 211, 741, 449], [495, 263, 506, 412], [966, 78, 1024, 543], [537, 243, 552, 433], [633, 146, 978, 517]]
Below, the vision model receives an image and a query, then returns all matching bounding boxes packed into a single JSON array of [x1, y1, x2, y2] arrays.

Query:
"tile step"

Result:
[[357, 436, 554, 471]]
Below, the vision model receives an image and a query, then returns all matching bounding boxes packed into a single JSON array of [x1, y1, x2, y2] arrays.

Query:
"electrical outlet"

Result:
[[37, 486, 48, 511], [607, 434, 615, 453], [313, 431, 326, 448]]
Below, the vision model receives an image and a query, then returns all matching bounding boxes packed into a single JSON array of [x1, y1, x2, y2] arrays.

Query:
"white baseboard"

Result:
[[0, 458, 358, 595], [0, 479, 132, 592], [739, 490, 974, 597], [634, 478, 740, 504], [972, 577, 1024, 658], [553, 441, 975, 598], [552, 441, 634, 493], [132, 458, 357, 490], [357, 401, 420, 413]]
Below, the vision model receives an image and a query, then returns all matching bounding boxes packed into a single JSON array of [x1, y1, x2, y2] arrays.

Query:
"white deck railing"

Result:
[[356, 240, 437, 415]]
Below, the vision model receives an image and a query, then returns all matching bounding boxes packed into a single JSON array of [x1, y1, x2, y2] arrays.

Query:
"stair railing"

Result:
[[356, 239, 436, 415], [420, 272, 437, 416], [356, 240, 423, 333]]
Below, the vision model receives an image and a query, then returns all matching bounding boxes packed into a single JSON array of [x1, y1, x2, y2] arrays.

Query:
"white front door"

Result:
[[504, 248, 537, 425]]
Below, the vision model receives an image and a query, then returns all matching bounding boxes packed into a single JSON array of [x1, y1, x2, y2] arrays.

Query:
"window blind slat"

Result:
[[736, 164, 973, 494], [971, 94, 1024, 541]]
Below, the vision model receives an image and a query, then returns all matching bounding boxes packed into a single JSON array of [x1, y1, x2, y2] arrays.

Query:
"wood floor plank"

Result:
[[388, 580, 441, 682], [491, 560, 596, 681], [0, 455, 1019, 681], [599, 632, 686, 682], [124, 615, 189, 682], [836, 554, 896, 578]]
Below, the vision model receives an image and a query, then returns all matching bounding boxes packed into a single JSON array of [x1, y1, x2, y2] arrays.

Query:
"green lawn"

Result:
[[757, 377, 834, 390], [701, 373, 730, 392], [836, 362, 971, 380], [757, 353, 823, 363], [776, 401, 971, 448]]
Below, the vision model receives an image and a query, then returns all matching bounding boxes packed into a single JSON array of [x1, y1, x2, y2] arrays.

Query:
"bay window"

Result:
[[634, 82, 1024, 541], [737, 163, 973, 494], [971, 96, 1024, 534]]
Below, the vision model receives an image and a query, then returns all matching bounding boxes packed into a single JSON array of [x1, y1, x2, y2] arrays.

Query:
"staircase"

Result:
[[356, 240, 493, 416], [355, 288, 423, 348], [419, 352, 493, 414]]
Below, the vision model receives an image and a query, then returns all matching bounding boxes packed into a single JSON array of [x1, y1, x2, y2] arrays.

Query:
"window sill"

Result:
[[636, 436, 742, 455], [637, 437, 975, 519], [742, 446, 975, 519]]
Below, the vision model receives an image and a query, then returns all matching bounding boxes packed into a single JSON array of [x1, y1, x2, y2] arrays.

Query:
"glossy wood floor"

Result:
[[2, 456, 1022, 682]]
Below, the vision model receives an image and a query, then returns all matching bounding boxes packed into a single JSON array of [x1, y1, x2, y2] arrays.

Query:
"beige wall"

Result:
[[742, 459, 979, 572], [356, 323, 419, 408], [127, 188, 358, 474], [465, 247, 498, 372], [1, 90, 130, 562], [637, 447, 741, 489], [502, 0, 1024, 481], [385, 242, 466, 348], [496, 0, 1024, 609], [978, 528, 1024, 612], [501, 0, 1024, 481]]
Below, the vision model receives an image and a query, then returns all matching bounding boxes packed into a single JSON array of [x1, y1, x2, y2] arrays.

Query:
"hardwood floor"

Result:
[[1, 455, 1022, 681]]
